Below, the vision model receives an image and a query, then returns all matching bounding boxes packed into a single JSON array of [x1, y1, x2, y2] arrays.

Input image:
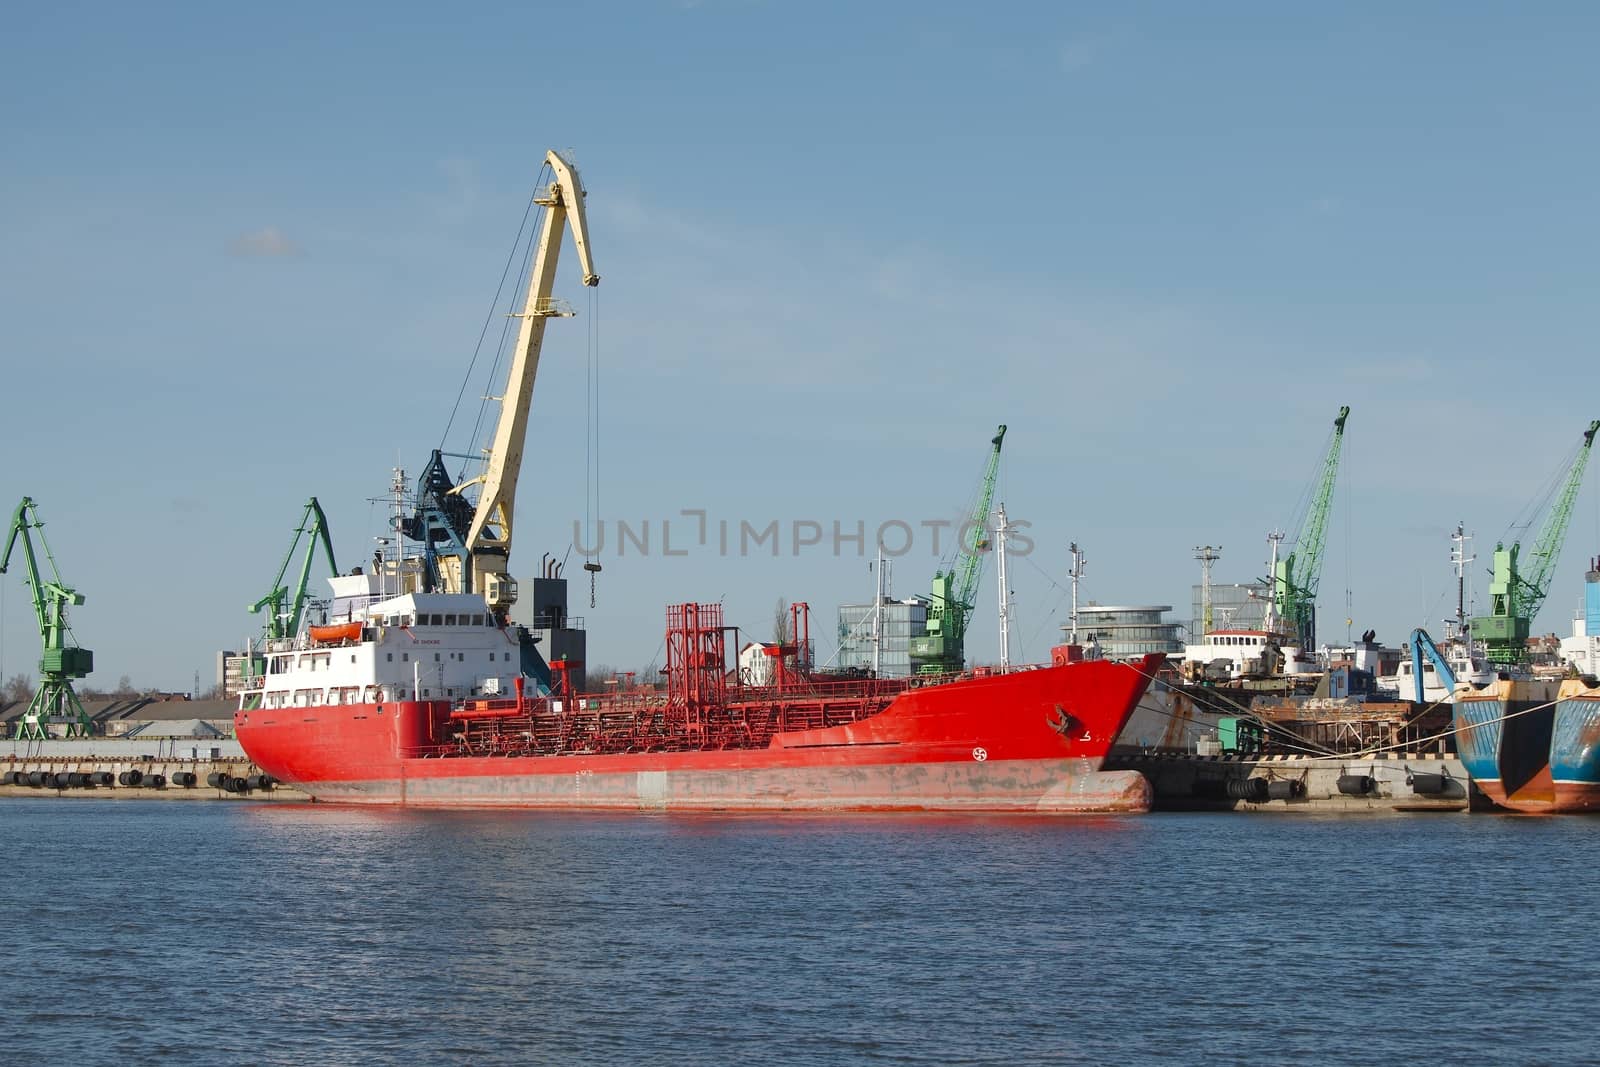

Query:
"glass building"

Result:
[[837, 598, 928, 678], [1066, 605, 1185, 660], [1190, 582, 1271, 637]]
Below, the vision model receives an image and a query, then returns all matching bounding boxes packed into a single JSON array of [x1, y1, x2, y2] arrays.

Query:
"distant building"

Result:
[[1065, 605, 1184, 661], [837, 597, 928, 677], [1191, 582, 1271, 637], [216, 650, 260, 699], [739, 642, 776, 686]]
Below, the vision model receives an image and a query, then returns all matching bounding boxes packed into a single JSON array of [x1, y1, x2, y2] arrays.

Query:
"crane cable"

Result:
[[585, 284, 602, 608], [441, 166, 545, 459], [466, 193, 545, 481]]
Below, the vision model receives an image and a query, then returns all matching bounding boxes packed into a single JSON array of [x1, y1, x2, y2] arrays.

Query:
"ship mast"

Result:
[[1265, 531, 1285, 637], [996, 503, 1012, 671], [1449, 522, 1474, 642], [1068, 542, 1085, 645], [872, 541, 886, 676]]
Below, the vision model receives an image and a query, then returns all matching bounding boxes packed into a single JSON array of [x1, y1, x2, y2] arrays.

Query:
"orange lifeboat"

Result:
[[309, 621, 363, 645]]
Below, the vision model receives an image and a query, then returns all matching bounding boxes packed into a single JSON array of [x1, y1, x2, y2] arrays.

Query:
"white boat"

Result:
[[1376, 639, 1493, 703], [1180, 629, 1316, 681]]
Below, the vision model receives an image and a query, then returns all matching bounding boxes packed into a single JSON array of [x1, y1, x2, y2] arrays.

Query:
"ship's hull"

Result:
[[1110, 682, 1214, 755], [1453, 677, 1600, 813], [1550, 691, 1600, 812], [236, 657, 1160, 814]]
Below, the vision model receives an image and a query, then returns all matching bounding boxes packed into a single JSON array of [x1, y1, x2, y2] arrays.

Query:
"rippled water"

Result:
[[3, 800, 1595, 1064]]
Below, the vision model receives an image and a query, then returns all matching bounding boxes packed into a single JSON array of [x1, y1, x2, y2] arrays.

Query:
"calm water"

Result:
[[2, 800, 1594, 1065]]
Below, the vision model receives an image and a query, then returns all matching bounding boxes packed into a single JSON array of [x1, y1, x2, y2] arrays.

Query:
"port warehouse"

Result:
[[1, 696, 241, 754], [0, 695, 290, 797]]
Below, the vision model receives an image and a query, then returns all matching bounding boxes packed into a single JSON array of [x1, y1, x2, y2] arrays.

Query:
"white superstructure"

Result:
[[246, 574, 524, 710], [1377, 643, 1491, 704], [1181, 629, 1314, 679]]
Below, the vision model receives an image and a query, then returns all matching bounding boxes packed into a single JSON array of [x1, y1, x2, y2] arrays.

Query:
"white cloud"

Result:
[[227, 227, 299, 258], [1059, 34, 1105, 74], [1339, 355, 1434, 382], [437, 156, 480, 222]]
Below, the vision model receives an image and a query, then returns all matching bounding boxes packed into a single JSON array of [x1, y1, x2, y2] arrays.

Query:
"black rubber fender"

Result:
[[1408, 772, 1448, 795], [1225, 777, 1269, 802], [1337, 774, 1376, 795]]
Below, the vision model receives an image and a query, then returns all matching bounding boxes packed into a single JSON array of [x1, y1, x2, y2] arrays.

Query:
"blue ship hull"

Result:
[[1453, 679, 1600, 812]]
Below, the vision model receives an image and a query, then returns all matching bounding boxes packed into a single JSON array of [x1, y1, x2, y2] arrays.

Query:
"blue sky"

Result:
[[4, 1, 1600, 690]]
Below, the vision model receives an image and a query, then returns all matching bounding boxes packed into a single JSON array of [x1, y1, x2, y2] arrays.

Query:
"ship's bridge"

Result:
[[325, 568, 495, 630], [360, 592, 498, 630]]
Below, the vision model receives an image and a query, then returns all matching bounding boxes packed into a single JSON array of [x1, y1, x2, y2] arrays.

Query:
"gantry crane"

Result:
[[0, 497, 94, 739], [249, 497, 338, 642], [1273, 405, 1349, 650], [1473, 419, 1600, 666], [403, 149, 599, 618], [908, 425, 1007, 674]]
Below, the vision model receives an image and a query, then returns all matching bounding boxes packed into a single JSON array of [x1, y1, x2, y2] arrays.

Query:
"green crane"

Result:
[[0, 497, 94, 740], [249, 498, 339, 644], [1272, 405, 1349, 650], [1473, 419, 1600, 666], [908, 425, 1007, 674]]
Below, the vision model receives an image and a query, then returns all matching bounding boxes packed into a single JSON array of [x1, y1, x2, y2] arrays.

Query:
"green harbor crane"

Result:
[[249, 497, 339, 643], [1272, 405, 1350, 650], [1472, 419, 1600, 666], [908, 425, 1007, 674], [0, 497, 94, 740]]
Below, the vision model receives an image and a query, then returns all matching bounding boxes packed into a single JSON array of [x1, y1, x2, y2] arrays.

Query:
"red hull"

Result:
[[236, 656, 1160, 814]]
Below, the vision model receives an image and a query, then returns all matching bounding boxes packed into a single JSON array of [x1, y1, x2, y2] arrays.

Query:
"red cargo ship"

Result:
[[235, 598, 1158, 813], [234, 149, 1157, 812]]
